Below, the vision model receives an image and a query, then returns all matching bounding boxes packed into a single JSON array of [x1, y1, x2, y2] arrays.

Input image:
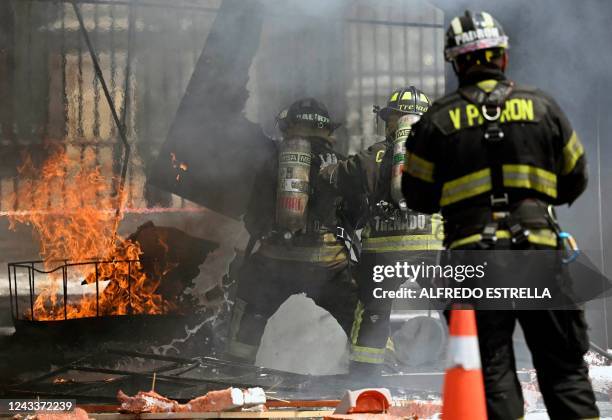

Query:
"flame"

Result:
[[9, 146, 175, 320], [170, 152, 188, 182]]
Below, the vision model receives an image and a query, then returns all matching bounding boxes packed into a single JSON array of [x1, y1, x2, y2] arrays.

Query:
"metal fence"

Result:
[[0, 0, 445, 211], [8, 258, 140, 321]]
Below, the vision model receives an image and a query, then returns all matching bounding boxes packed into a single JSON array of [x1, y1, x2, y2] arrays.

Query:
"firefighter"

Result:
[[226, 98, 358, 364], [402, 10, 598, 419], [320, 86, 443, 376]]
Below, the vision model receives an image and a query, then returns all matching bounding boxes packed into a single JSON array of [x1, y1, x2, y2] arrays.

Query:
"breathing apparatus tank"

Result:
[[391, 113, 421, 211], [377, 86, 430, 212], [275, 136, 312, 236]]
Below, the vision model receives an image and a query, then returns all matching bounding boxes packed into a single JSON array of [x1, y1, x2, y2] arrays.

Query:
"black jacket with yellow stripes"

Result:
[[322, 139, 442, 252], [402, 70, 587, 247]]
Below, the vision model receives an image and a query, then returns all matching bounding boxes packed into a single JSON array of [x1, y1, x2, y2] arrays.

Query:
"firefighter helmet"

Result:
[[377, 86, 431, 121], [444, 10, 509, 62], [276, 97, 340, 134]]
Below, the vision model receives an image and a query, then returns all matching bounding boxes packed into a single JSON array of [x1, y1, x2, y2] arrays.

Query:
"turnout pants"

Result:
[[465, 310, 599, 420], [350, 250, 435, 371], [227, 252, 357, 362], [448, 242, 599, 419]]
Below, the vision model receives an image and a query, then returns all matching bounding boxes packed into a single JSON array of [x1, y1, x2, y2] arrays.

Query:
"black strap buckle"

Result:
[[490, 193, 509, 208], [509, 222, 530, 245], [483, 122, 505, 142], [481, 222, 498, 244]]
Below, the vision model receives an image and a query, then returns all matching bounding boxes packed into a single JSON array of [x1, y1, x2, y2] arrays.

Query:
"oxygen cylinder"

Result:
[[391, 114, 420, 211], [276, 137, 312, 235]]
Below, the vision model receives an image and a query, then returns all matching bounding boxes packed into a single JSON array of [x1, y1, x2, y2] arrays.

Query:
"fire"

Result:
[[170, 152, 188, 181], [9, 146, 175, 320]]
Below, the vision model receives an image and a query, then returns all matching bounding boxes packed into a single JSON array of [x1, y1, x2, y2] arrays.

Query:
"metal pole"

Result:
[[63, 264, 68, 320], [8, 265, 14, 320], [70, 1, 131, 238], [13, 265, 19, 320], [355, 6, 364, 149], [95, 262, 99, 317], [127, 261, 132, 315], [387, 5, 393, 91], [28, 262, 35, 320], [373, 13, 378, 112]]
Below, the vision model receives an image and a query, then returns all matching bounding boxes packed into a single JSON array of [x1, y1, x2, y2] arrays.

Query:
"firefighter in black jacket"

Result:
[[227, 98, 357, 363], [320, 86, 443, 376], [402, 10, 598, 420]]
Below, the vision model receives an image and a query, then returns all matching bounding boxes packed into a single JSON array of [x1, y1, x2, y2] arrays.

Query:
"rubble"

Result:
[[12, 408, 92, 420], [117, 387, 267, 414]]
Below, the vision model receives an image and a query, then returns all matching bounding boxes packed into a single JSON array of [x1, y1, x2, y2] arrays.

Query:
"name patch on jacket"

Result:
[[447, 98, 536, 130], [370, 213, 432, 235]]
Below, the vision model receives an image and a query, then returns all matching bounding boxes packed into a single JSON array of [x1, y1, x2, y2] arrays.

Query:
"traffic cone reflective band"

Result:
[[442, 308, 487, 419]]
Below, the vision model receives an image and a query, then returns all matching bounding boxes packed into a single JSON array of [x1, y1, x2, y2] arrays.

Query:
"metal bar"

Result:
[[433, 9, 440, 97], [372, 12, 378, 112], [591, 340, 612, 361], [8, 264, 14, 320], [127, 260, 131, 314], [71, 1, 131, 240], [13, 264, 19, 320], [61, 2, 68, 140], [347, 18, 443, 29], [12, 366, 72, 388], [29, 0, 219, 13], [168, 362, 201, 377], [77, 29, 84, 138], [93, 3, 100, 138], [106, 348, 195, 364], [13, 354, 90, 387], [28, 262, 35, 320], [109, 3, 117, 137], [27, 0, 444, 28], [95, 262, 99, 317], [387, 5, 393, 92], [26, 1, 33, 146], [355, 6, 364, 149], [419, 16, 424, 89], [63, 264, 68, 320], [67, 365, 215, 386], [105, 348, 303, 377], [80, 144, 85, 207], [402, 1, 409, 85], [67, 365, 280, 390]]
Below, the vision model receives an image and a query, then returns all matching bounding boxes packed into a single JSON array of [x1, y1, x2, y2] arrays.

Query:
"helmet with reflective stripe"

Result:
[[444, 10, 509, 62], [378, 86, 431, 121], [276, 97, 341, 134]]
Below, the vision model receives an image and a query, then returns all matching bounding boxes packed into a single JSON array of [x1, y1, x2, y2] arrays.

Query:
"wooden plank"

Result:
[[265, 401, 340, 409], [89, 410, 335, 419]]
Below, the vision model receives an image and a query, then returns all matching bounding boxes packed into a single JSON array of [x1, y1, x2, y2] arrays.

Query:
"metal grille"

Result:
[[8, 258, 140, 321], [0, 0, 218, 213], [0, 0, 445, 211], [345, 0, 445, 154]]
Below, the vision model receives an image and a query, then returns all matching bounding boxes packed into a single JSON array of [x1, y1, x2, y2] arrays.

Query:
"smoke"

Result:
[[3, 0, 612, 388]]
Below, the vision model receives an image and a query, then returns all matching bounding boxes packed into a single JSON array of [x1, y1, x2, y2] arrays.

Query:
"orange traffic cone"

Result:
[[442, 308, 487, 419]]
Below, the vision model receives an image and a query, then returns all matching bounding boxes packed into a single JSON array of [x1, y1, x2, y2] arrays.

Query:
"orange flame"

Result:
[[170, 152, 188, 182], [9, 147, 174, 320]]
